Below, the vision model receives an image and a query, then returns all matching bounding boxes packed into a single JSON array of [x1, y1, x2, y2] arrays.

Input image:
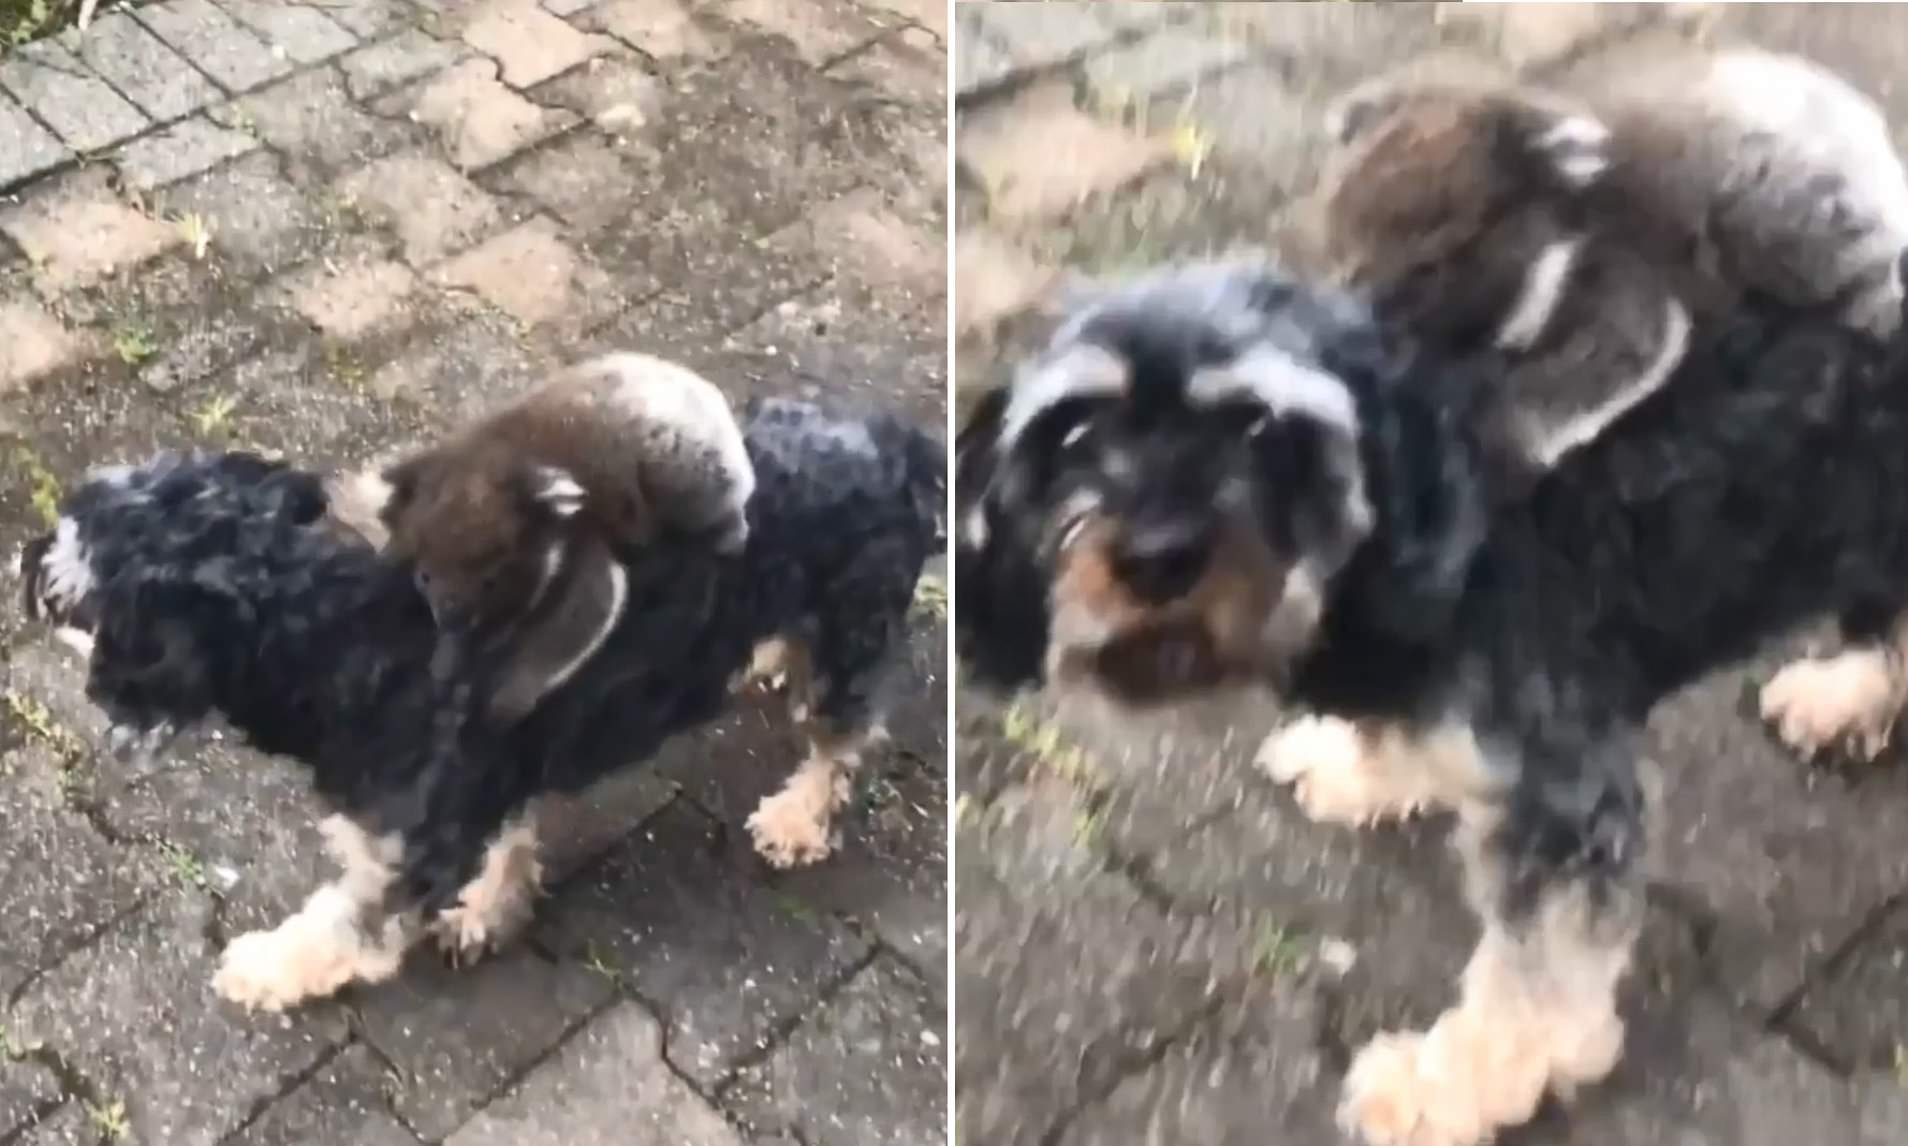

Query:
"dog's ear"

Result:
[[954, 385, 1052, 690]]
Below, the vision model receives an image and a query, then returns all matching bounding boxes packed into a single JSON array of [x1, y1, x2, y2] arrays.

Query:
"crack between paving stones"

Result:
[[1763, 889, 1907, 1072], [420, 993, 624, 1145], [0, 1039, 111, 1146], [712, 944, 883, 1096], [0, 1094, 68, 1146], [955, 24, 1153, 110], [5, 894, 155, 1008], [213, 1039, 351, 1145], [1035, 991, 1231, 1146]]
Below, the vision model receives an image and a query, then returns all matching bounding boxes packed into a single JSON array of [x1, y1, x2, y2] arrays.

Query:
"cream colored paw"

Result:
[[430, 903, 510, 967], [1339, 1031, 1501, 1146], [1256, 715, 1422, 826], [747, 792, 835, 868], [213, 927, 343, 1013], [1759, 650, 1900, 760]]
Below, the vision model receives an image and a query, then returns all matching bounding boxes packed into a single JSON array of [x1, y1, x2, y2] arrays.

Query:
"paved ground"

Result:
[[0, 1, 947, 1143], [953, 4, 1908, 1144]]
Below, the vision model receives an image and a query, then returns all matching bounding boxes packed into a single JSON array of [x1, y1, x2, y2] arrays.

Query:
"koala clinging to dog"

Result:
[[1312, 44, 1908, 476], [378, 352, 756, 719]]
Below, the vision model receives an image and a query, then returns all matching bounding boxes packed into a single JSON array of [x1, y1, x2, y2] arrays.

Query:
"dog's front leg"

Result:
[[429, 804, 543, 966], [1258, 714, 1494, 827], [1336, 738, 1647, 1146], [213, 814, 419, 1012]]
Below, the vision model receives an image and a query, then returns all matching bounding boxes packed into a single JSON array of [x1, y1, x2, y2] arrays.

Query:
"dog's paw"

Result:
[[1759, 650, 1900, 761], [1339, 1031, 1496, 1146], [214, 928, 329, 1013], [430, 904, 500, 969], [1257, 715, 1422, 827], [747, 791, 836, 868]]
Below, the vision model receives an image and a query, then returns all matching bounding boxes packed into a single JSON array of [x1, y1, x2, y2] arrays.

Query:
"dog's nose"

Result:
[[1111, 520, 1212, 604]]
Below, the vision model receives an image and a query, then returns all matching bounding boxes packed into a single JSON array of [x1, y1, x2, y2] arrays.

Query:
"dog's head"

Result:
[[379, 442, 593, 630], [1314, 72, 1610, 352], [957, 262, 1415, 705]]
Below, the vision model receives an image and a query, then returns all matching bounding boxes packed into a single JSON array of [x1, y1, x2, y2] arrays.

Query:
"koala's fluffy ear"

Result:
[[531, 465, 586, 518], [1503, 99, 1610, 191]]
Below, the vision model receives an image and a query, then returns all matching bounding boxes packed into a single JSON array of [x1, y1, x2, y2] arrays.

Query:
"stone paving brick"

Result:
[[338, 28, 467, 100], [543, 0, 596, 15], [336, 152, 504, 265], [351, 949, 615, 1141], [955, 0, 1153, 97], [442, 1003, 742, 1146], [828, 24, 944, 107], [0, 39, 150, 153], [322, 0, 419, 40], [398, 57, 577, 172], [59, 10, 220, 122], [0, 167, 182, 293], [461, 0, 611, 88], [112, 115, 258, 191], [219, 0, 359, 64], [726, 956, 946, 1144], [537, 799, 872, 1089], [770, 185, 944, 302], [278, 251, 419, 340], [0, 729, 160, 998], [1079, 26, 1253, 104], [0, 297, 91, 388], [487, 130, 642, 233], [1785, 897, 1908, 1076], [0, 94, 69, 189], [958, 80, 1171, 223], [530, 52, 667, 133], [361, 310, 557, 425], [214, 66, 418, 174], [429, 214, 618, 328], [711, 0, 895, 67], [6, 890, 349, 1146], [536, 768, 680, 882], [224, 1045, 416, 1146], [0, 1056, 60, 1142], [136, 0, 294, 92], [587, 0, 731, 63], [863, 0, 945, 40], [11, 1102, 90, 1145], [151, 151, 327, 276]]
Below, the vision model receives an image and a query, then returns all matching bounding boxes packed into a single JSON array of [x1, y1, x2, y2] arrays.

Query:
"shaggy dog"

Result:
[[954, 259, 1908, 1145], [22, 398, 943, 1013]]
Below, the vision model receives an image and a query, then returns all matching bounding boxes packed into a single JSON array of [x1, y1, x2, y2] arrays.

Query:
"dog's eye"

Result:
[[1246, 415, 1271, 440], [1060, 422, 1091, 450]]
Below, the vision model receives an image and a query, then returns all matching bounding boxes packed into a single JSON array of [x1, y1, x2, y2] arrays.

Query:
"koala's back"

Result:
[[487, 354, 755, 545]]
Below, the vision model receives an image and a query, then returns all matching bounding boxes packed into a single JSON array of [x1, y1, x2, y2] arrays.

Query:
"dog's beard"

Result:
[[1041, 514, 1322, 705]]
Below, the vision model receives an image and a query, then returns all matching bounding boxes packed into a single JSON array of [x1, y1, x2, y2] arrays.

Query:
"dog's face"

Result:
[[956, 263, 1381, 704], [1314, 76, 1609, 352], [379, 444, 585, 629]]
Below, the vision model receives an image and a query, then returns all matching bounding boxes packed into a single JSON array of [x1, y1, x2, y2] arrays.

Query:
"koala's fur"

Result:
[[379, 353, 756, 630], [1313, 45, 1908, 473]]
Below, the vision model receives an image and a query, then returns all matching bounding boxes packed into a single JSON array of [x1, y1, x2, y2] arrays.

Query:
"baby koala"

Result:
[[378, 352, 756, 719], [1311, 45, 1908, 472]]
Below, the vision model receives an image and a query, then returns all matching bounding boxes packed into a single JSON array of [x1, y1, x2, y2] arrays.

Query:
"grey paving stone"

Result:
[[334, 150, 504, 264], [0, 93, 69, 188], [543, 0, 597, 15], [0, 39, 150, 152], [441, 1004, 743, 1146], [112, 115, 259, 190], [224, 1045, 416, 1146], [59, 10, 221, 121], [1079, 26, 1254, 103], [150, 150, 330, 276], [338, 28, 466, 100], [320, 0, 418, 40], [219, 0, 360, 64], [350, 947, 616, 1141], [954, 0, 1153, 97], [725, 956, 946, 1144], [136, 0, 295, 92], [213, 66, 419, 174], [1786, 897, 1908, 1076], [5, 890, 349, 1146], [11, 1102, 90, 1145], [536, 799, 872, 1089], [0, 1054, 60, 1140], [485, 129, 643, 234]]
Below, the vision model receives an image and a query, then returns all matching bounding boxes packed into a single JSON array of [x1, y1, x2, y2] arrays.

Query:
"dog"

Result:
[[22, 398, 943, 1013], [1312, 45, 1908, 477], [954, 259, 1908, 1145], [375, 353, 757, 721]]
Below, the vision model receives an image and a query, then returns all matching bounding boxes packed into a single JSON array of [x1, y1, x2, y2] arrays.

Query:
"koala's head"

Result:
[[379, 441, 589, 630], [1314, 72, 1611, 351]]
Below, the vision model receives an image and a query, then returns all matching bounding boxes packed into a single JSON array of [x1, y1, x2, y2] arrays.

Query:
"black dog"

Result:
[[23, 398, 943, 1012], [954, 259, 1908, 1145]]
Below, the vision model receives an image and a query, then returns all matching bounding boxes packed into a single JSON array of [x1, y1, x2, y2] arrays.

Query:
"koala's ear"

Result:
[[531, 465, 586, 518], [1504, 100, 1609, 191], [1324, 80, 1408, 147]]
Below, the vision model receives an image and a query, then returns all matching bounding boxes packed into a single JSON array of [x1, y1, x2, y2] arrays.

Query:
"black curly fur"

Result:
[[27, 398, 943, 917]]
